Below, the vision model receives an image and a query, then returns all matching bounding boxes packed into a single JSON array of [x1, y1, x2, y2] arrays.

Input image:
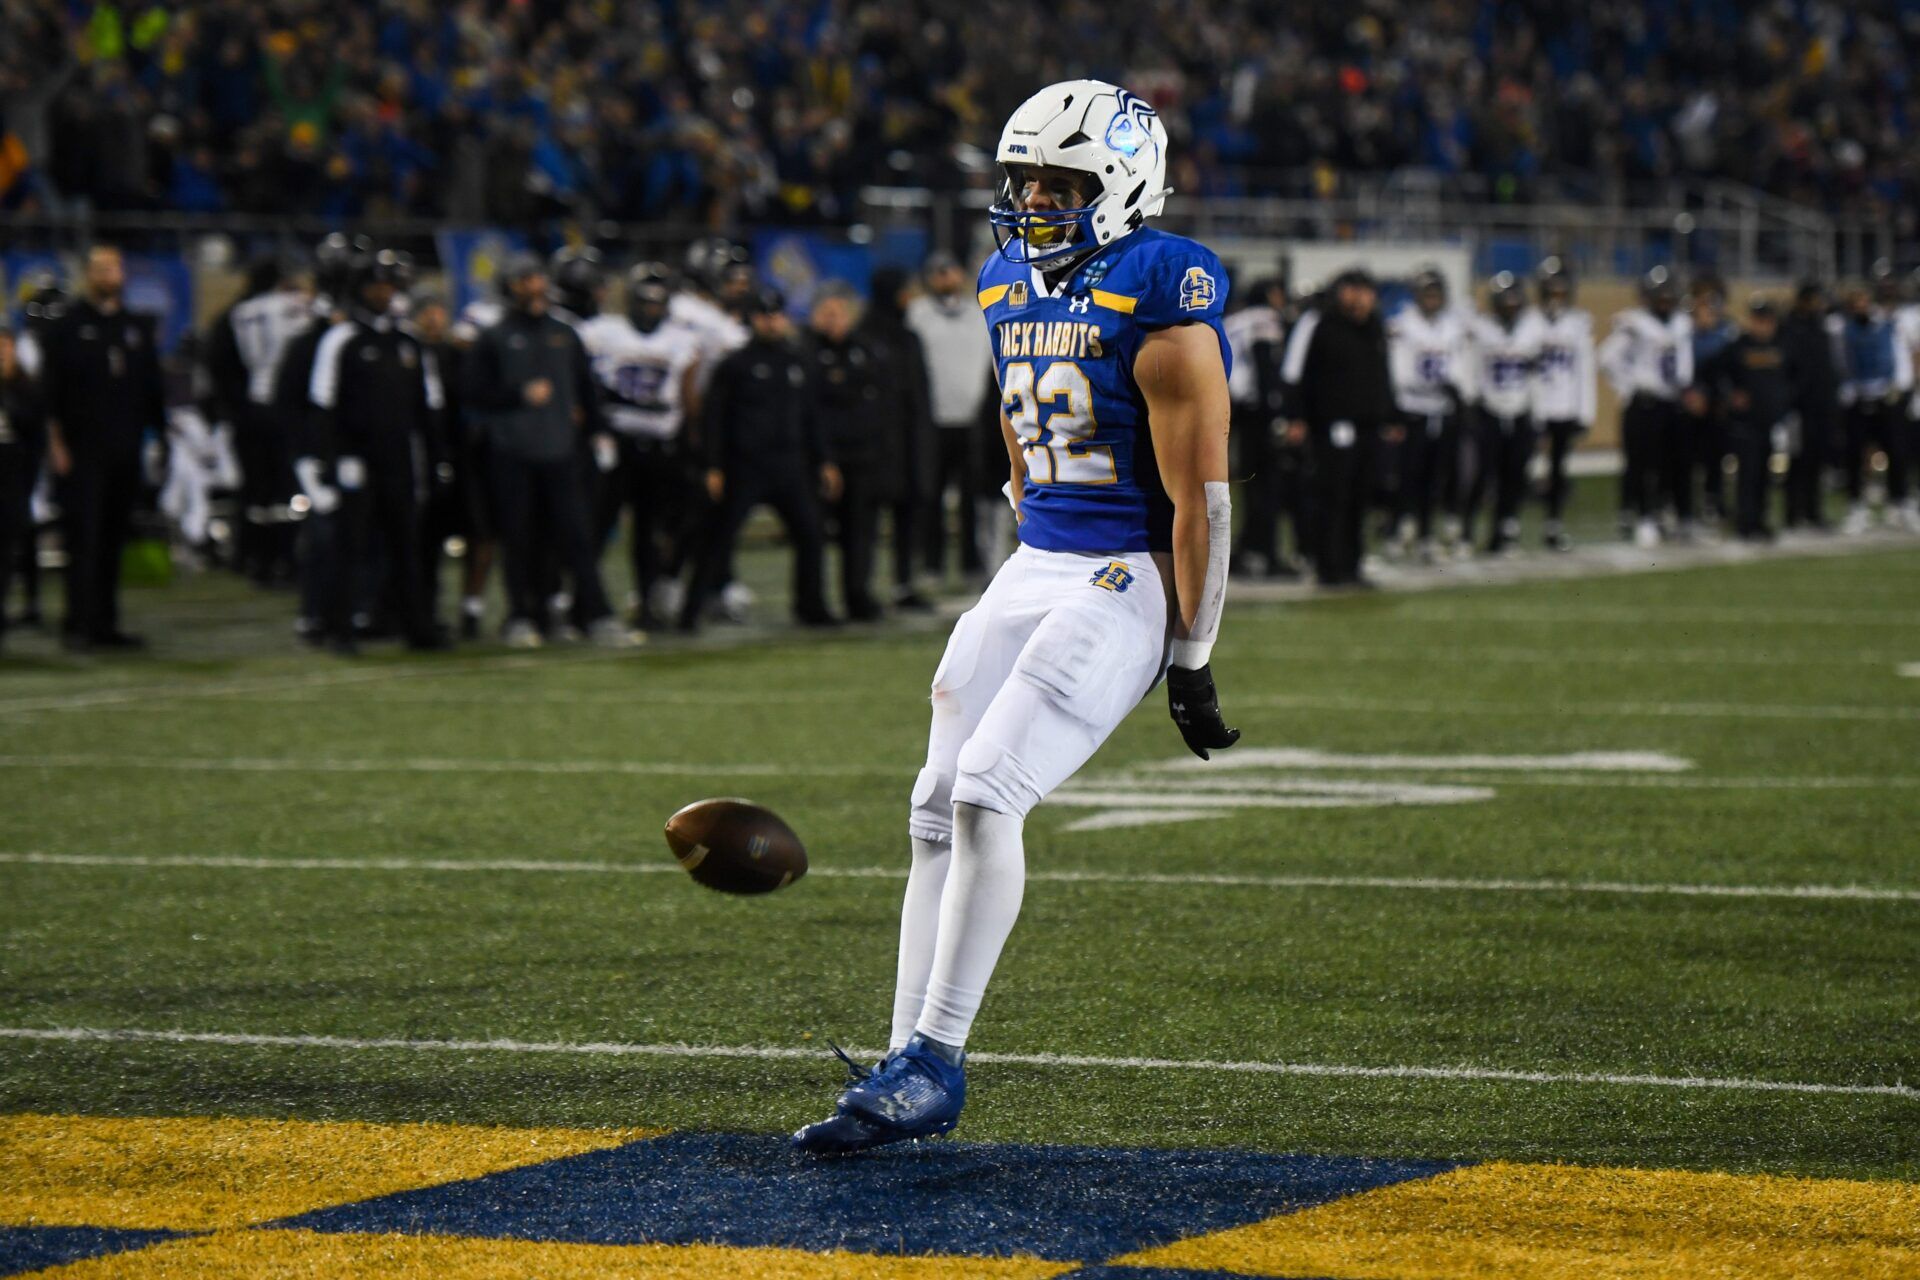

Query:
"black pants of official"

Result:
[[1396, 410, 1459, 543], [0, 471, 28, 642], [60, 457, 141, 642], [682, 468, 829, 627], [1232, 404, 1282, 566], [827, 467, 884, 620], [1620, 396, 1673, 522], [1784, 412, 1830, 528], [492, 453, 612, 630], [1477, 413, 1536, 551], [1727, 423, 1773, 538], [1309, 424, 1371, 585], [593, 436, 692, 616], [329, 464, 435, 645], [1842, 401, 1912, 505], [1697, 411, 1729, 521], [924, 427, 984, 577], [889, 497, 919, 594]]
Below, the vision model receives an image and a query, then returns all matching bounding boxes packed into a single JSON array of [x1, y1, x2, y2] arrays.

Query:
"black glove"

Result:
[[1166, 663, 1241, 761]]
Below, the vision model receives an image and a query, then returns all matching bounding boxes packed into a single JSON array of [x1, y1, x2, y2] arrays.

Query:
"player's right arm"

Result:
[[999, 402, 1026, 513], [1138, 321, 1240, 761]]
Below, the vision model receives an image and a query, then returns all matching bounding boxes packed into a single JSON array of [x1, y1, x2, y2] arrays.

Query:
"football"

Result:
[[663, 798, 808, 895]]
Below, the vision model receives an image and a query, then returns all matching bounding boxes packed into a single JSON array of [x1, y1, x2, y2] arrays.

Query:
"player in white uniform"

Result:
[[1465, 273, 1546, 553], [672, 240, 751, 390], [576, 263, 706, 626], [794, 79, 1240, 1154], [1532, 261, 1597, 550], [223, 270, 313, 576], [1387, 267, 1475, 558], [1888, 266, 1920, 526], [1599, 268, 1695, 547]]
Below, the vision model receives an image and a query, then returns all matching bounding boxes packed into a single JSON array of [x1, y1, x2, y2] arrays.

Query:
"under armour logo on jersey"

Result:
[[1089, 561, 1134, 593], [1069, 296, 1091, 314], [1179, 266, 1217, 312]]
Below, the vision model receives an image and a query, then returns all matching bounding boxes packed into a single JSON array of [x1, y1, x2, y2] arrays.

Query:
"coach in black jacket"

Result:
[[0, 325, 46, 652], [1702, 298, 1800, 540], [1280, 268, 1395, 586], [465, 256, 621, 646], [41, 245, 167, 649], [680, 289, 838, 631], [307, 251, 446, 652], [1779, 283, 1840, 530]]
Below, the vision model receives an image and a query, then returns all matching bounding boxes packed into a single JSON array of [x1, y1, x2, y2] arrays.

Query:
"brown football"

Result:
[[663, 798, 808, 895]]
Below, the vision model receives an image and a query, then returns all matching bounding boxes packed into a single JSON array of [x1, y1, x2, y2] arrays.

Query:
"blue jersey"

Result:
[[978, 227, 1231, 553]]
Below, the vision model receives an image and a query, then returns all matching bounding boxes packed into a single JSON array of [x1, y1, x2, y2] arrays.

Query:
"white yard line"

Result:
[[1234, 695, 1920, 722], [1368, 604, 1920, 627], [1152, 749, 1694, 773], [0, 1025, 1909, 1100], [1241, 645, 1913, 668], [0, 753, 1910, 790], [0, 652, 607, 717], [39, 689, 1916, 721], [5, 851, 1915, 903], [0, 754, 883, 777]]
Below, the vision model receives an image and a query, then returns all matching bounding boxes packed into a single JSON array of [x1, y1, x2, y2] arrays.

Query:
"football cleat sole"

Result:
[[791, 1110, 957, 1156]]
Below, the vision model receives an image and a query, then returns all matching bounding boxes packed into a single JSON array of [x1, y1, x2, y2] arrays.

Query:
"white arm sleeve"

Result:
[[1170, 480, 1231, 670]]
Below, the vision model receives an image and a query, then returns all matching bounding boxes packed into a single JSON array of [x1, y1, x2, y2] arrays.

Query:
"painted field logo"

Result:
[[1050, 748, 1693, 831], [1090, 562, 1135, 593]]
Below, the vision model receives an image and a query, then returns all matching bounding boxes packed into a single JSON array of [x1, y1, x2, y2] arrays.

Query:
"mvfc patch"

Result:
[[1089, 561, 1134, 593]]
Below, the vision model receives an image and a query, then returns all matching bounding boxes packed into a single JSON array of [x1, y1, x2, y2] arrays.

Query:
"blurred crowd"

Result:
[[4, 1, 1919, 226], [1234, 256, 1920, 589]]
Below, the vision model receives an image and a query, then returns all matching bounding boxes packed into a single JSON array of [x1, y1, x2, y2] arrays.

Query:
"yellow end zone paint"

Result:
[[0, 1113, 657, 1232], [1119, 1160, 1920, 1279], [27, 1230, 1078, 1279]]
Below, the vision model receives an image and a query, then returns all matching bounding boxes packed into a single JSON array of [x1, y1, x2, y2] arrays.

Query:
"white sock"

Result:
[[889, 837, 952, 1052], [914, 803, 1025, 1049]]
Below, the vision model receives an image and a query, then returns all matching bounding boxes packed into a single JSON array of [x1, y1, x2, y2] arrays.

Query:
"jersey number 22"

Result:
[[1002, 361, 1116, 485]]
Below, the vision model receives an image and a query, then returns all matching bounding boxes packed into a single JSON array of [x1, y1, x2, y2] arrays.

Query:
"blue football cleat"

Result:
[[792, 1035, 966, 1155]]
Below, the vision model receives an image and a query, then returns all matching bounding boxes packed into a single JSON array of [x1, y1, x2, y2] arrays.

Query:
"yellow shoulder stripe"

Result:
[[977, 284, 1010, 309], [1089, 289, 1137, 314]]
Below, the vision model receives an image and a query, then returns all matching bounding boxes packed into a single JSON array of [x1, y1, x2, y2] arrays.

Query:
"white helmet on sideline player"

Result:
[[988, 79, 1171, 270]]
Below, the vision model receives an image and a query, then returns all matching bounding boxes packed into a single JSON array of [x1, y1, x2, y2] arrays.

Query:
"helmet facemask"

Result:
[[990, 163, 1102, 269]]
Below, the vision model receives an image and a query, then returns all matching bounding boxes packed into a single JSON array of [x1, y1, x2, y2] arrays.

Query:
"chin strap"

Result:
[[1170, 481, 1231, 670]]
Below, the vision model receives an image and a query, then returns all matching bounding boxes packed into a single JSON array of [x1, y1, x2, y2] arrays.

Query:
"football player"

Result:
[[1599, 267, 1695, 548], [1533, 260, 1596, 551], [794, 80, 1240, 1154], [577, 263, 705, 627], [1386, 266, 1474, 560], [1464, 273, 1545, 554]]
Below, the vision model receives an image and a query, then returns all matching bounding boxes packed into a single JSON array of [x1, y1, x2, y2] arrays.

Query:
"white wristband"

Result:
[[1170, 637, 1213, 669]]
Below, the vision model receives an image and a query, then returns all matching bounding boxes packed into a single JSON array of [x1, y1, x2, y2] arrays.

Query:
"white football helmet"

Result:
[[989, 79, 1171, 269]]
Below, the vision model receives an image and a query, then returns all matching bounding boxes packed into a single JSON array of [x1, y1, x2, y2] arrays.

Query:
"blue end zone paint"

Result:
[[279, 1132, 1456, 1262], [1051, 1267, 1280, 1279], [0, 1226, 185, 1277]]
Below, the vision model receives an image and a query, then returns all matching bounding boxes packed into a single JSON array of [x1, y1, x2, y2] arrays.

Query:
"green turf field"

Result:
[[2, 539, 1918, 1193]]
